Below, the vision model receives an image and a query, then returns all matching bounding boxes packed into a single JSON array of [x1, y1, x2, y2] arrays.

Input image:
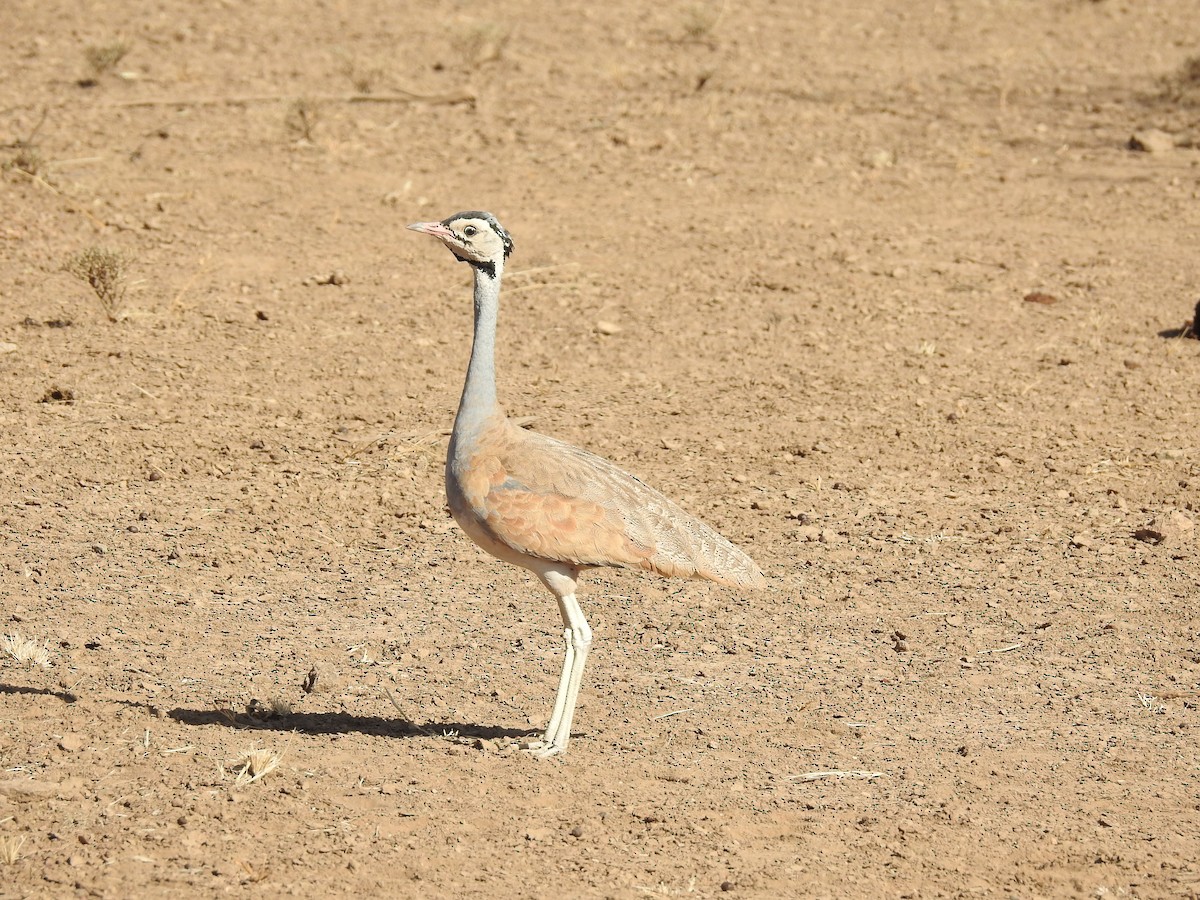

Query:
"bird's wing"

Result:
[[457, 424, 765, 588]]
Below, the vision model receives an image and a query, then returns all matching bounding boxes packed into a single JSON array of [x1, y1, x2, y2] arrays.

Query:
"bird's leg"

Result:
[[542, 615, 576, 744], [532, 593, 592, 759]]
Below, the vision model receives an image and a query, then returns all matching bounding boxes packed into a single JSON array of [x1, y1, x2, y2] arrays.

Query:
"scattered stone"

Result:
[[946, 615, 963, 627], [796, 525, 821, 542], [1128, 129, 1175, 153], [1070, 533, 1094, 549], [40, 386, 75, 403], [305, 271, 349, 286], [0, 342, 17, 354], [721, 881, 736, 892], [569, 824, 584, 838], [594, 320, 622, 335], [1023, 292, 1058, 305], [58, 734, 84, 752], [1135, 512, 1194, 546]]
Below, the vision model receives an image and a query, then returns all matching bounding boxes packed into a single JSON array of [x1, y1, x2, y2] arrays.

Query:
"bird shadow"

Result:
[[166, 705, 535, 742], [1157, 323, 1197, 339], [0, 682, 79, 703]]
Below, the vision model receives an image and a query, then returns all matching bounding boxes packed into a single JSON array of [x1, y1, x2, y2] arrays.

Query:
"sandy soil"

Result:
[[2, 0, 1199, 896]]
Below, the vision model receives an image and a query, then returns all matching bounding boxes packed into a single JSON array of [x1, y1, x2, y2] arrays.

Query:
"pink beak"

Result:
[[407, 221, 455, 239]]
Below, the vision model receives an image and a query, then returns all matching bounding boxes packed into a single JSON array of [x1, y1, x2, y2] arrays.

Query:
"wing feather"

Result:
[[464, 424, 764, 588]]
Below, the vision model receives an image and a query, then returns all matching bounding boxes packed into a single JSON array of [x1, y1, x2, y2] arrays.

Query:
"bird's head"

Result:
[[407, 211, 513, 278]]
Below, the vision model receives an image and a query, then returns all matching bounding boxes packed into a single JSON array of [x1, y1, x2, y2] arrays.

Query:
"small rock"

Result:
[[569, 824, 584, 838], [1128, 129, 1175, 153], [818, 528, 842, 544], [1023, 292, 1058, 305], [41, 386, 75, 403], [594, 320, 622, 335], [1070, 533, 1094, 549], [721, 881, 736, 892], [1135, 512, 1195, 546], [58, 734, 84, 752], [0, 342, 17, 354], [524, 827, 553, 842], [1168, 510, 1194, 532], [750, 498, 773, 511], [946, 614, 963, 627], [796, 525, 821, 542]]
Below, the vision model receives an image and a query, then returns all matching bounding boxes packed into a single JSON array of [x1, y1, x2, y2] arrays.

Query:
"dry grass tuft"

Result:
[[1161, 54, 1200, 103], [84, 42, 131, 79], [1, 632, 51, 669], [285, 98, 320, 142], [63, 247, 130, 322], [679, 1, 727, 43], [453, 21, 511, 65], [230, 747, 283, 787], [5, 146, 45, 177], [0, 835, 26, 865]]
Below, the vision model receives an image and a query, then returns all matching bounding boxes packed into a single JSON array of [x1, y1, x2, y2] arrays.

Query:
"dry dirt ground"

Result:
[[2, 0, 1200, 897]]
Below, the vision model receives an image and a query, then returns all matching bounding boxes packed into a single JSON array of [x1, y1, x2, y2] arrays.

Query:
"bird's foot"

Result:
[[519, 738, 566, 759]]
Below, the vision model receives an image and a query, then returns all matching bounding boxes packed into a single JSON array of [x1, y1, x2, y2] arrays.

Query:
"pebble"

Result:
[[594, 320, 622, 335], [58, 734, 84, 752], [1128, 129, 1175, 153], [796, 525, 821, 542], [1135, 511, 1194, 546]]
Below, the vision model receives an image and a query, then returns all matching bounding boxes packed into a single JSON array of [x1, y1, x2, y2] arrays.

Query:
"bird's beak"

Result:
[[407, 221, 455, 239]]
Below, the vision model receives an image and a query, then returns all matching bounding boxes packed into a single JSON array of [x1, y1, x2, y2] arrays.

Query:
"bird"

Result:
[[407, 211, 766, 758]]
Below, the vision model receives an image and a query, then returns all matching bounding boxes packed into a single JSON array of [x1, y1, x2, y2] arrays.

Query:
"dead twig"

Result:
[[787, 770, 885, 782], [110, 90, 475, 109]]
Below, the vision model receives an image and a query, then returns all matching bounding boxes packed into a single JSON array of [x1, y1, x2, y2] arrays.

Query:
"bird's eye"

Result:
[[463, 225, 478, 237]]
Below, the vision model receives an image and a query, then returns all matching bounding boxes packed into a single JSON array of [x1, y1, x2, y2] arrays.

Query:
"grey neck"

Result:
[[454, 259, 504, 439]]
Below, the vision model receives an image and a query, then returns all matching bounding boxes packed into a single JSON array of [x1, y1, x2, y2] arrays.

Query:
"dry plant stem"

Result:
[[111, 90, 475, 109]]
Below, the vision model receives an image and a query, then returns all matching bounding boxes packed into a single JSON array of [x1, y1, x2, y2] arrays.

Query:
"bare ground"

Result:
[[2, 1, 1199, 896]]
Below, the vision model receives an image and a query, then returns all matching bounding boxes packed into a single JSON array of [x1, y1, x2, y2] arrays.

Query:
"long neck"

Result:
[[454, 260, 504, 436]]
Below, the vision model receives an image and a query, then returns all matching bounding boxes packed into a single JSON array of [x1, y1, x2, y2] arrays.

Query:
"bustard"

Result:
[[407, 211, 765, 757]]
